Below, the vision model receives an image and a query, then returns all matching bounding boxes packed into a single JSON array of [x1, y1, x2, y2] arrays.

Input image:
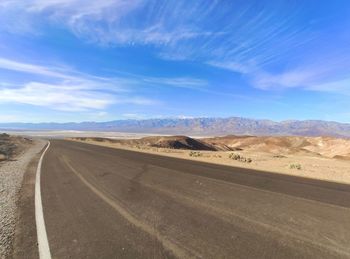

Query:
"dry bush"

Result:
[[229, 153, 252, 163], [189, 151, 202, 157], [289, 163, 302, 170]]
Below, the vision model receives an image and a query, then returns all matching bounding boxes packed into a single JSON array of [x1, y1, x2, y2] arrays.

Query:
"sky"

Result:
[[0, 0, 349, 123]]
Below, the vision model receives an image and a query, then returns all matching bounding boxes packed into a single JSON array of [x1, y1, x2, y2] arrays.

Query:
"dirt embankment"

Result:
[[0, 133, 45, 258], [0, 133, 33, 162]]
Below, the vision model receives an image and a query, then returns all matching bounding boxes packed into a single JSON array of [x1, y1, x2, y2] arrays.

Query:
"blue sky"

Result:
[[0, 0, 349, 123]]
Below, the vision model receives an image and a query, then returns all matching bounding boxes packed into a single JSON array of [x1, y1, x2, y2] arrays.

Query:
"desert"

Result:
[[70, 135, 350, 184], [0, 131, 350, 258], [1, 1, 350, 258]]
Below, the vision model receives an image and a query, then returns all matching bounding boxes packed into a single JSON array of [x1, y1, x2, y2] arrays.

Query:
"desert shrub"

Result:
[[289, 163, 302, 170], [189, 151, 202, 157], [0, 133, 10, 139], [229, 153, 241, 160], [273, 155, 286, 158], [0, 154, 6, 161], [229, 153, 252, 163], [0, 142, 16, 160]]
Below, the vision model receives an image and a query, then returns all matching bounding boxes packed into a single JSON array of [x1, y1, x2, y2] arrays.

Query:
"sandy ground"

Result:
[[70, 139, 350, 185]]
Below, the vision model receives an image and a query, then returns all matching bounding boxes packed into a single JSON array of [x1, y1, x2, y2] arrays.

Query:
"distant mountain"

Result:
[[1, 117, 350, 137]]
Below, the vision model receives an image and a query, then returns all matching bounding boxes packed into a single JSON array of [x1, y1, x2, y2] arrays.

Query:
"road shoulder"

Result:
[[7, 141, 46, 259]]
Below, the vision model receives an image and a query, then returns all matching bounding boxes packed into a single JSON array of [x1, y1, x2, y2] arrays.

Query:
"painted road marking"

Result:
[[35, 141, 52, 259]]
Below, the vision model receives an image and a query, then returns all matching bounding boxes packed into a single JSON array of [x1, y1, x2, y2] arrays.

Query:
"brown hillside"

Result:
[[203, 135, 350, 158]]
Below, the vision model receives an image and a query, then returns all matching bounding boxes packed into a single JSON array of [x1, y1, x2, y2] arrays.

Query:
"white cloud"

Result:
[[0, 57, 75, 80], [142, 77, 207, 89], [252, 69, 319, 90], [1, 1, 348, 97], [115, 96, 158, 105], [207, 61, 253, 74], [0, 0, 216, 46], [0, 57, 128, 91], [0, 82, 159, 111], [247, 67, 350, 96], [27, 0, 140, 15], [0, 57, 209, 111], [0, 82, 113, 111], [207, 58, 350, 96], [0, 0, 314, 78], [307, 78, 350, 95], [0, 57, 163, 111], [96, 111, 108, 117], [0, 57, 207, 91]]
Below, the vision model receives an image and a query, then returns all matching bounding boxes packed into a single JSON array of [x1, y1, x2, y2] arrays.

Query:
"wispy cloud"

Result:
[[142, 77, 207, 90], [0, 1, 217, 46], [245, 66, 350, 96], [0, 57, 205, 111], [252, 69, 320, 90], [0, 57, 125, 92], [0, 57, 159, 111], [0, 81, 160, 111], [0, 82, 113, 111], [0, 57, 74, 80], [307, 77, 350, 95], [207, 61, 253, 75], [208, 56, 350, 95], [1, 0, 349, 98]]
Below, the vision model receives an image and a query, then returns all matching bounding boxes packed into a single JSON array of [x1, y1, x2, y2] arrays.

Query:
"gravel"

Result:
[[0, 139, 46, 259]]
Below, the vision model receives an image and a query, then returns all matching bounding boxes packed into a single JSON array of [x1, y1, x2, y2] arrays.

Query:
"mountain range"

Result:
[[1, 117, 350, 138]]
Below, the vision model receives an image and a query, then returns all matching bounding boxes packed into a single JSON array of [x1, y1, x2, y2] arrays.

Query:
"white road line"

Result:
[[35, 141, 52, 259]]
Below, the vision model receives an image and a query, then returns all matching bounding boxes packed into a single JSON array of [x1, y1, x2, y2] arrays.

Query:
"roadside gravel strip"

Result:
[[0, 140, 46, 259]]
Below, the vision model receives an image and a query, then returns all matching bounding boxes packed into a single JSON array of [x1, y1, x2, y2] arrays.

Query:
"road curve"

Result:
[[37, 140, 350, 258]]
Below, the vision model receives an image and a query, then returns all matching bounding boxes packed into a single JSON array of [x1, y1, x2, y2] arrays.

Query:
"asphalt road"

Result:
[[17, 140, 350, 258]]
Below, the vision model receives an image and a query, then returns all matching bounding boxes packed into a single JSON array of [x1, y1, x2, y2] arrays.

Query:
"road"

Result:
[[16, 140, 350, 258]]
